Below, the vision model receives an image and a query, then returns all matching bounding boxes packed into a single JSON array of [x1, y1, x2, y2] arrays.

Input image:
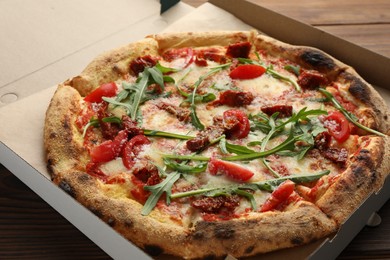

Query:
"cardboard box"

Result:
[[0, 0, 389, 259]]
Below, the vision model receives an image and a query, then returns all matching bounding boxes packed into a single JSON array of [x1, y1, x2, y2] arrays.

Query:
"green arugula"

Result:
[[103, 65, 174, 122], [188, 63, 231, 130], [143, 129, 194, 140], [170, 170, 330, 210], [319, 88, 386, 137], [163, 158, 208, 174], [82, 116, 122, 138], [141, 171, 181, 216]]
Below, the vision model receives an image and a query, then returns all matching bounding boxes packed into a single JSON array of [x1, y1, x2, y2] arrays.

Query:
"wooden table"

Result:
[[1, 0, 389, 259]]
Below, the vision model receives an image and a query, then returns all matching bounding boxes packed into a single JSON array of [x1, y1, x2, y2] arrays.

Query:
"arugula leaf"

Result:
[[143, 129, 194, 140], [141, 171, 181, 216], [189, 63, 231, 130], [233, 189, 258, 210], [103, 65, 175, 123], [319, 88, 386, 137], [224, 141, 256, 155], [223, 128, 300, 161], [170, 170, 330, 209], [162, 154, 210, 161], [284, 64, 301, 76], [82, 118, 99, 138], [163, 158, 207, 173]]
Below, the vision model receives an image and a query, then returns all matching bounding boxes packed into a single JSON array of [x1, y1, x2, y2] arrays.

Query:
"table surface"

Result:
[[1, 0, 389, 259]]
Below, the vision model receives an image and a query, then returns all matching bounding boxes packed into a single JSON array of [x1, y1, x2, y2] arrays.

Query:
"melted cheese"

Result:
[[93, 53, 348, 223]]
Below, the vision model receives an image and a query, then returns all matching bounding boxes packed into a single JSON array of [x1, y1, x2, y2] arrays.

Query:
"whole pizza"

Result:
[[44, 31, 390, 259]]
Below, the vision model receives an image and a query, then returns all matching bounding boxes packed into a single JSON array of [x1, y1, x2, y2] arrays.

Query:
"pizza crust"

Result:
[[44, 31, 390, 259], [69, 38, 160, 96], [316, 136, 390, 224], [44, 84, 88, 177], [53, 170, 337, 259]]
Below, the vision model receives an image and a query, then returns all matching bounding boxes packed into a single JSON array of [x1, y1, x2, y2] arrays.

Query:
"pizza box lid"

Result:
[[0, 0, 389, 259]]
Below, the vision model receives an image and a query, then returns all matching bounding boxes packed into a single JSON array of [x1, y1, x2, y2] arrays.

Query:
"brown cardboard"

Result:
[[0, 0, 389, 259], [210, 0, 390, 89]]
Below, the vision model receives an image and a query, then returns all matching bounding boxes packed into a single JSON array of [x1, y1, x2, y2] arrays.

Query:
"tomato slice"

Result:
[[122, 135, 151, 169], [323, 111, 350, 143], [223, 109, 250, 139], [208, 158, 254, 182], [229, 64, 266, 80], [84, 82, 118, 103], [90, 130, 128, 163], [260, 180, 295, 212]]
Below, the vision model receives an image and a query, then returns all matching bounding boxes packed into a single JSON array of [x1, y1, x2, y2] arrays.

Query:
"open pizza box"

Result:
[[0, 0, 389, 259]]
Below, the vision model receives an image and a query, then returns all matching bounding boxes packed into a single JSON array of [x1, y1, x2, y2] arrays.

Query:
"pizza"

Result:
[[44, 31, 390, 259]]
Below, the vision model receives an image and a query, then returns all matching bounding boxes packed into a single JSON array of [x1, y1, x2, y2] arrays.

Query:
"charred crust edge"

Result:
[[58, 180, 75, 198], [144, 244, 164, 257], [300, 50, 335, 72]]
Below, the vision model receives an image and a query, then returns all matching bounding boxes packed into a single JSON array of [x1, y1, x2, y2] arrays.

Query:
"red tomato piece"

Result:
[[208, 158, 254, 182], [223, 109, 250, 139], [323, 111, 350, 143], [122, 135, 151, 169], [260, 180, 295, 212], [229, 64, 266, 80], [84, 82, 118, 103], [90, 130, 128, 163]]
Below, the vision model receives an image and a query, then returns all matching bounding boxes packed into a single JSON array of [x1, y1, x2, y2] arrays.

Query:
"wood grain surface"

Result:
[[1, 0, 389, 259]]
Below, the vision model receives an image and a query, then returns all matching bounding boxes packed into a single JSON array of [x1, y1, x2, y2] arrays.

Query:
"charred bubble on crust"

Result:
[[88, 206, 103, 218], [58, 180, 75, 198], [46, 159, 55, 176], [124, 219, 133, 228], [245, 245, 255, 254], [300, 50, 335, 71], [193, 229, 205, 240], [214, 226, 235, 240], [347, 75, 371, 105], [204, 254, 219, 260], [291, 236, 304, 245], [107, 218, 115, 227], [49, 132, 57, 139], [356, 149, 375, 168], [144, 244, 164, 256]]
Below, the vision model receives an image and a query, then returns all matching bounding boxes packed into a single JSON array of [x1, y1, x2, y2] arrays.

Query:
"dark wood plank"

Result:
[[0, 164, 111, 260], [318, 24, 390, 58], [250, 0, 390, 25]]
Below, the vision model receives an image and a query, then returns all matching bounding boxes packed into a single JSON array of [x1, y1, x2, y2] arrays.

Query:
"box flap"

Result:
[[209, 0, 390, 89]]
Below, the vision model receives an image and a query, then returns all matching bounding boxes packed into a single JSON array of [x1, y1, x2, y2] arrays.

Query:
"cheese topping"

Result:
[[80, 44, 364, 223]]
